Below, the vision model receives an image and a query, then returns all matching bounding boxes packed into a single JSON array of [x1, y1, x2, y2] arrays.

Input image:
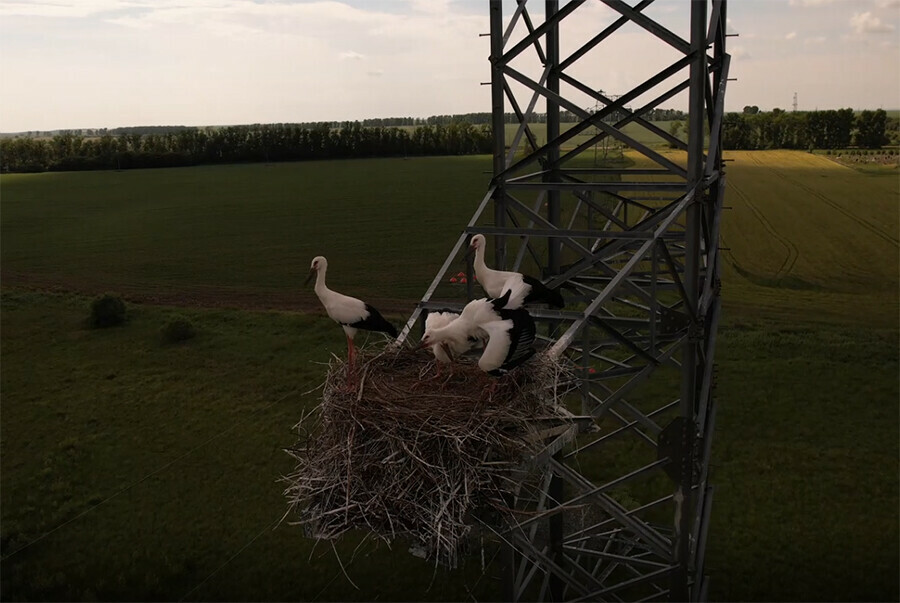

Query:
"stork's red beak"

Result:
[[303, 269, 316, 286], [417, 340, 432, 350]]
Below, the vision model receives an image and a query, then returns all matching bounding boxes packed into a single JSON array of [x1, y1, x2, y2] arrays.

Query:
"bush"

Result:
[[89, 293, 127, 328], [161, 315, 196, 344]]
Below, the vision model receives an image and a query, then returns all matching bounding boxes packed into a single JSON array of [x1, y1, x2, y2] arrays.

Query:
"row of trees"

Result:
[[722, 108, 896, 150], [3, 109, 894, 173], [8, 109, 691, 139], [0, 122, 492, 173]]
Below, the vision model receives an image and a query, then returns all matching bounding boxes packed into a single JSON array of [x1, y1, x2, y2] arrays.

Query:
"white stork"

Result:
[[477, 307, 537, 375], [422, 311, 481, 364], [420, 300, 496, 356], [420, 294, 507, 359], [305, 256, 397, 367], [468, 233, 565, 308], [422, 288, 537, 376]]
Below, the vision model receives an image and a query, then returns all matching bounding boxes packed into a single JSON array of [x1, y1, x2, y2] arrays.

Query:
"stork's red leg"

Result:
[[345, 335, 359, 389], [347, 335, 357, 367]]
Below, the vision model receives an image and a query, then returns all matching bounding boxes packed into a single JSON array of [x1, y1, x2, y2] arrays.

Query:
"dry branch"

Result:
[[282, 346, 576, 567]]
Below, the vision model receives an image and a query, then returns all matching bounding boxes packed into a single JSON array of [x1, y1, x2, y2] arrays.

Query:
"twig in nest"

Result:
[[282, 345, 577, 568]]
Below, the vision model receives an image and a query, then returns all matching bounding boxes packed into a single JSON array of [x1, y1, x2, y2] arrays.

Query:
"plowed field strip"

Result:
[[747, 153, 899, 248], [727, 183, 799, 280]]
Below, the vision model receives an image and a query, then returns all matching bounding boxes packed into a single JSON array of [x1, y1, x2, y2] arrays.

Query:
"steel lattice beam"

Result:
[[397, 1, 727, 600]]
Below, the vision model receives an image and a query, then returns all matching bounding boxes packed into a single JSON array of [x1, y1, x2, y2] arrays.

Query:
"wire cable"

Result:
[[1, 387, 303, 562], [178, 517, 281, 602]]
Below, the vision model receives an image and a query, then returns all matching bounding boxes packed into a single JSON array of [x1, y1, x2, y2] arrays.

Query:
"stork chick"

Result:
[[419, 293, 510, 364], [421, 310, 487, 376]]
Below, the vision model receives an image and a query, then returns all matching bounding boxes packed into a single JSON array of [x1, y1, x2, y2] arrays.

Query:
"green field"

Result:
[[503, 121, 681, 150], [1, 152, 898, 601], [0, 157, 491, 309]]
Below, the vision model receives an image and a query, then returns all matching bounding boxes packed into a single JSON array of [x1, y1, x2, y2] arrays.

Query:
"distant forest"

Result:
[[0, 121, 493, 173], [1, 108, 687, 139], [0, 108, 895, 173], [723, 107, 897, 150]]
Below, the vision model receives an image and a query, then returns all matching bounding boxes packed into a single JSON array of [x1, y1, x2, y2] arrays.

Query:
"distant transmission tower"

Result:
[[591, 92, 625, 164], [793, 92, 798, 112]]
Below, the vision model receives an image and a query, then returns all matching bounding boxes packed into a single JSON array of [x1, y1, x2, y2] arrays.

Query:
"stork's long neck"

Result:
[[473, 244, 489, 274], [314, 266, 330, 298], [432, 317, 471, 345]]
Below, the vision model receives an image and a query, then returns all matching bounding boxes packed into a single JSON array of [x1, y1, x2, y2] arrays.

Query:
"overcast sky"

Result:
[[1, 0, 898, 132]]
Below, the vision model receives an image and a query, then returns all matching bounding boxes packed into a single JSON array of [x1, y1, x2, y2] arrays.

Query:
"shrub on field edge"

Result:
[[161, 315, 196, 344], [89, 293, 127, 328]]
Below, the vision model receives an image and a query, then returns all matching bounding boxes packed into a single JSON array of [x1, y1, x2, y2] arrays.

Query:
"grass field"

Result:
[[502, 121, 681, 150], [0, 157, 490, 308], [1, 152, 898, 601]]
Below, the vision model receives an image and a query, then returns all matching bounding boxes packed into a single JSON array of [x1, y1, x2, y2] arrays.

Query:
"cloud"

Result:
[[850, 11, 896, 34], [104, 15, 152, 29], [804, 36, 827, 45], [0, 0, 248, 19], [0, 0, 138, 18], [786, 31, 797, 40], [407, 0, 451, 15], [788, 0, 839, 6], [730, 46, 751, 59], [367, 70, 384, 77], [726, 17, 738, 34], [339, 51, 366, 60], [725, 17, 756, 40]]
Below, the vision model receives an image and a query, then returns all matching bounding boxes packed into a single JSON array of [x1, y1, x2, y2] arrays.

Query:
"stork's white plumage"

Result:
[[477, 307, 537, 375], [306, 256, 397, 367], [420, 296, 505, 361], [469, 234, 565, 308], [423, 311, 458, 364], [422, 291, 536, 376]]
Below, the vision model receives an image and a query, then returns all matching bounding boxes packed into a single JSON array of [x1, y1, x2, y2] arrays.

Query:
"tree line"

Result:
[[0, 121, 492, 173], [359, 108, 686, 127], [4, 109, 688, 139], [3, 108, 895, 173], [722, 108, 897, 150]]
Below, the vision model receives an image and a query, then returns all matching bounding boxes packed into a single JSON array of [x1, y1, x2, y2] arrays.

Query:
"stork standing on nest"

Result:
[[468, 233, 565, 308], [305, 256, 397, 368]]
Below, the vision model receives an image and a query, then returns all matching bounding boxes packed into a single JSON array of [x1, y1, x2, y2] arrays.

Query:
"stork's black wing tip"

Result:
[[490, 288, 512, 311], [358, 304, 398, 338], [548, 288, 565, 308]]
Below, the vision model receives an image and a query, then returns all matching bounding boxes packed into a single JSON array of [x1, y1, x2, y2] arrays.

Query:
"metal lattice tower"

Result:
[[398, 1, 728, 600]]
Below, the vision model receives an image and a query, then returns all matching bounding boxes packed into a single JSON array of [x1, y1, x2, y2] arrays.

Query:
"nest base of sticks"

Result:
[[283, 345, 573, 568]]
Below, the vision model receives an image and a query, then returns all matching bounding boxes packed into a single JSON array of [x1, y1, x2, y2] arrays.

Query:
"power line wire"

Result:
[[178, 517, 281, 602], [1, 387, 302, 562]]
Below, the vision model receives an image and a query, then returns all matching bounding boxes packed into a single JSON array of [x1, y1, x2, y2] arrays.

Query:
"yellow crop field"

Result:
[[721, 150, 898, 325], [621, 148, 899, 325]]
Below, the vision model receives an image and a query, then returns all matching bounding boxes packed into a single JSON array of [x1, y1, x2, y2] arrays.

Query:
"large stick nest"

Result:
[[282, 345, 575, 567]]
